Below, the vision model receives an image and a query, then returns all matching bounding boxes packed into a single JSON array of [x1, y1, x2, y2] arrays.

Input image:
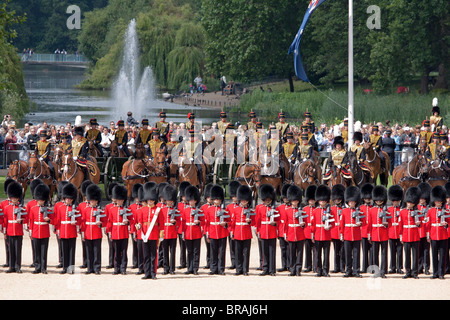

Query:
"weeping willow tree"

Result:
[[167, 23, 204, 89]]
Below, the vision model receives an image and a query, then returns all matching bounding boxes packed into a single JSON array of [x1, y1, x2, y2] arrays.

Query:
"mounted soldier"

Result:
[[114, 120, 131, 157], [156, 111, 170, 142], [36, 130, 56, 183], [85, 118, 103, 156], [275, 111, 290, 142], [71, 126, 90, 181]]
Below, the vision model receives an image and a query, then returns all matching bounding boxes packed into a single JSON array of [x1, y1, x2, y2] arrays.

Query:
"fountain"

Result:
[[112, 19, 156, 121]]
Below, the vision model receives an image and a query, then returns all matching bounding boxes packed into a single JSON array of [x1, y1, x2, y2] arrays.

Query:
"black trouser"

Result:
[[332, 238, 345, 272], [137, 239, 144, 273], [257, 238, 263, 269], [315, 240, 330, 275], [288, 240, 304, 274], [210, 237, 227, 274], [61, 238, 76, 272], [57, 235, 63, 266], [361, 237, 372, 273], [344, 240, 361, 275], [143, 239, 158, 278], [113, 238, 128, 273], [372, 240, 388, 276], [304, 238, 315, 272], [235, 239, 251, 274], [81, 237, 87, 267], [261, 238, 277, 274], [8, 235, 23, 271], [185, 238, 201, 273], [162, 238, 177, 273], [403, 241, 419, 277], [431, 239, 448, 278], [178, 233, 186, 268], [203, 235, 210, 268], [418, 237, 430, 273], [278, 237, 289, 270], [107, 234, 115, 268], [4, 237, 10, 267], [228, 236, 236, 268], [33, 238, 49, 272], [85, 239, 102, 273], [389, 238, 403, 272], [157, 242, 164, 268], [131, 236, 138, 268]]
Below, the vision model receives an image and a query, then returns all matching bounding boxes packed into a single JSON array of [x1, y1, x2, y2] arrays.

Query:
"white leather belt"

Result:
[[61, 221, 71, 224], [34, 222, 48, 225], [8, 220, 20, 223], [403, 225, 417, 228], [391, 223, 399, 226], [345, 224, 358, 227], [315, 224, 325, 228], [85, 222, 97, 225], [372, 224, 384, 228], [186, 223, 197, 226], [113, 222, 126, 226], [235, 222, 248, 226], [288, 224, 301, 227]]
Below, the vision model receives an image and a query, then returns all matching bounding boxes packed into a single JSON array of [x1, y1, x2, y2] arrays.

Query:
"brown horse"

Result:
[[110, 140, 131, 158], [392, 152, 429, 191], [258, 154, 283, 199], [363, 142, 390, 186], [61, 152, 101, 192], [347, 151, 373, 187], [7, 159, 29, 193], [426, 147, 449, 187], [27, 152, 56, 203], [148, 149, 169, 184], [122, 158, 154, 200], [324, 165, 352, 188], [293, 159, 322, 191], [235, 162, 262, 205], [87, 139, 102, 158], [177, 155, 206, 191]]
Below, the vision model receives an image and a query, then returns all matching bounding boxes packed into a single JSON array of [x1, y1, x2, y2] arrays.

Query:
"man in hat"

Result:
[[324, 136, 351, 181], [217, 111, 230, 135], [369, 124, 386, 171], [420, 120, 433, 145], [247, 110, 257, 131], [156, 111, 170, 142], [58, 132, 72, 153], [186, 112, 200, 131], [430, 98, 443, 132], [160, 185, 180, 275], [387, 185, 404, 274], [382, 129, 396, 174], [85, 118, 103, 156], [303, 185, 317, 273], [36, 130, 57, 182], [114, 120, 131, 157], [71, 126, 90, 181], [425, 132, 439, 161], [148, 128, 167, 159], [330, 184, 345, 273], [399, 126, 415, 164], [135, 119, 152, 148], [360, 183, 374, 273], [301, 124, 318, 151], [297, 132, 313, 163], [283, 132, 299, 164], [302, 110, 315, 133], [275, 111, 290, 142]]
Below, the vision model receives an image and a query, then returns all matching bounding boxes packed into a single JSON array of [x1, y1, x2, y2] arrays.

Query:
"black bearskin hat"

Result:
[[237, 185, 253, 207], [185, 185, 200, 204], [7, 181, 23, 200], [305, 185, 317, 202], [404, 186, 421, 205], [112, 184, 127, 201], [203, 183, 214, 199], [417, 182, 431, 204], [331, 184, 345, 202], [361, 183, 374, 199], [315, 184, 331, 202], [210, 185, 225, 201], [162, 185, 178, 203], [345, 186, 361, 205], [132, 183, 143, 199], [143, 182, 158, 201], [258, 184, 276, 202], [178, 181, 191, 199], [30, 178, 44, 198], [81, 180, 93, 197], [372, 185, 387, 204], [281, 184, 291, 200], [34, 184, 50, 201], [444, 182, 450, 199], [86, 184, 102, 203], [388, 185, 404, 202], [228, 180, 241, 198], [430, 185, 446, 205], [62, 183, 78, 200], [287, 185, 302, 202]]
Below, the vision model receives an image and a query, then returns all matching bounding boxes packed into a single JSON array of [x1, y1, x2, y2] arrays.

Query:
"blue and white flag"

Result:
[[288, 0, 328, 82]]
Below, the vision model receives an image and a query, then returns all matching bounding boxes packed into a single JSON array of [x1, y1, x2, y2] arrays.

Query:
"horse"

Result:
[[148, 149, 169, 184], [425, 146, 449, 187], [258, 153, 283, 199], [87, 139, 102, 158], [27, 152, 56, 203], [177, 154, 206, 192], [7, 159, 29, 193], [110, 140, 131, 158], [293, 158, 322, 191], [122, 158, 154, 200], [392, 151, 429, 191], [234, 162, 262, 206], [61, 152, 101, 193], [363, 141, 390, 186], [323, 164, 352, 188], [347, 151, 373, 187]]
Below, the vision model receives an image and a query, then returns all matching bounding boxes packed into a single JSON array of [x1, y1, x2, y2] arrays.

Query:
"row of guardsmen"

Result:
[[1, 176, 449, 279]]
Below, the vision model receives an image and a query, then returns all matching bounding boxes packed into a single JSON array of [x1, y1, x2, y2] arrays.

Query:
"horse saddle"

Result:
[[324, 166, 352, 181]]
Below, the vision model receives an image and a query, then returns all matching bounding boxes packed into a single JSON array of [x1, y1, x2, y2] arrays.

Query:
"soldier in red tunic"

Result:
[[54, 183, 80, 274], [3, 181, 26, 273], [129, 183, 143, 273], [387, 185, 404, 274], [284, 185, 305, 276], [399, 186, 421, 279], [368, 185, 390, 278], [340, 186, 364, 277], [425, 186, 450, 279], [255, 184, 280, 276], [201, 184, 213, 270], [303, 185, 317, 273], [28, 184, 53, 274], [205, 185, 229, 275], [1, 179, 15, 269], [311, 185, 333, 277], [230, 185, 255, 276], [81, 184, 106, 275], [277, 184, 291, 273], [181, 185, 204, 275], [26, 178, 44, 269], [177, 181, 191, 269], [161, 185, 180, 275], [417, 182, 432, 275]]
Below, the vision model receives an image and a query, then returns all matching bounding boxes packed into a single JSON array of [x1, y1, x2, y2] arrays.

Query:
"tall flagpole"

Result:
[[348, 0, 354, 150]]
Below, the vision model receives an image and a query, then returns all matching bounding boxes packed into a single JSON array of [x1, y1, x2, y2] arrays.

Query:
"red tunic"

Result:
[[177, 202, 187, 235], [230, 205, 254, 241], [52, 201, 64, 234], [106, 205, 134, 240], [205, 205, 230, 239], [130, 203, 143, 240], [181, 206, 205, 240], [28, 205, 54, 239], [54, 204, 80, 239], [303, 205, 315, 240], [284, 206, 306, 242], [367, 206, 391, 242], [330, 205, 343, 240], [398, 208, 421, 242], [160, 206, 180, 239], [276, 204, 288, 238], [81, 205, 107, 240], [3, 203, 28, 236], [425, 207, 449, 241], [311, 206, 334, 241], [255, 204, 280, 240], [388, 206, 401, 239], [360, 204, 372, 238], [137, 205, 164, 241], [339, 207, 365, 241]]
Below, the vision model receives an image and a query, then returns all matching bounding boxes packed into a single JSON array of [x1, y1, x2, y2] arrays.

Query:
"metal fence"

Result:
[[19, 53, 89, 63]]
